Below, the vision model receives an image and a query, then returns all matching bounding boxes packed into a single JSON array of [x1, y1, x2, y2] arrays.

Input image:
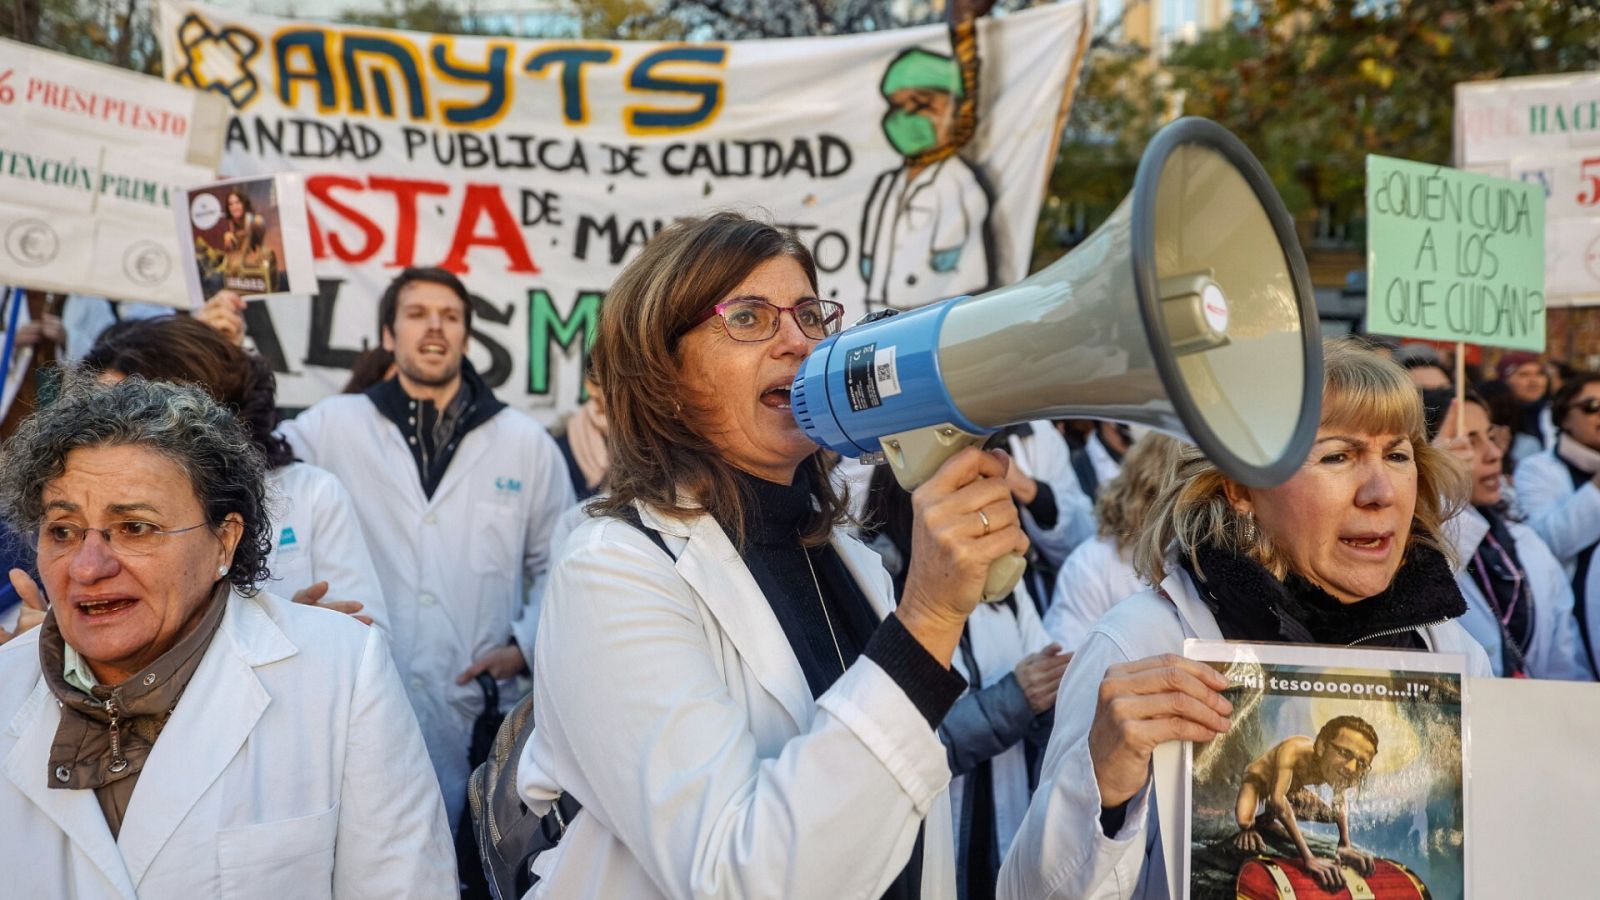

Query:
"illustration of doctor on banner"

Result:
[[861, 46, 998, 311]]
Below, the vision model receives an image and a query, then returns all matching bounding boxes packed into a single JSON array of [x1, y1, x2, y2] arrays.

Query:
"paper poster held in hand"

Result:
[[1181, 640, 1468, 900], [176, 174, 315, 305], [1365, 154, 1546, 353]]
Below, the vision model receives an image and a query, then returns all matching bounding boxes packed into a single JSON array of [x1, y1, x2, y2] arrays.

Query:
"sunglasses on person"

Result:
[[688, 297, 845, 343], [1573, 399, 1600, 416]]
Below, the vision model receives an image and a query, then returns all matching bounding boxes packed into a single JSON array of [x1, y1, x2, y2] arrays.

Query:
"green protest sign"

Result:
[[1366, 154, 1546, 352]]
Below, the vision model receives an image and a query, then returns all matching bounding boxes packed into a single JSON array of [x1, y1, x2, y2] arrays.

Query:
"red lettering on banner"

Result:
[[307, 174, 383, 262], [305, 175, 537, 273], [439, 184, 539, 274], [369, 176, 451, 267]]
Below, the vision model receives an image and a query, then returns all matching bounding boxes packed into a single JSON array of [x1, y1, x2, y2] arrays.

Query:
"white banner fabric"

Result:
[[155, 0, 1089, 418], [1456, 73, 1600, 306]]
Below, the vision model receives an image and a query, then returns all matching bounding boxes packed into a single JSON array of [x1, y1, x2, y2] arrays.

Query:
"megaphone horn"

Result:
[[791, 117, 1323, 601]]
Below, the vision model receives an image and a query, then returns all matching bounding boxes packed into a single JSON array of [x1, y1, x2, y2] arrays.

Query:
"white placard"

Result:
[[0, 38, 227, 307]]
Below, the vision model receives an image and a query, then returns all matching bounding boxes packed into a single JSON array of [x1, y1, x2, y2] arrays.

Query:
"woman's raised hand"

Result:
[[0, 569, 48, 645], [1088, 654, 1233, 809], [896, 447, 1030, 666]]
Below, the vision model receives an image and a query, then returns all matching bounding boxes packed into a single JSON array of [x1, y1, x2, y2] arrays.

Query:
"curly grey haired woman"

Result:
[[0, 373, 455, 899]]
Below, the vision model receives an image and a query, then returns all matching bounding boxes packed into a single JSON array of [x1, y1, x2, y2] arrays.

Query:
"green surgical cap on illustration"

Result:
[[880, 48, 963, 98]]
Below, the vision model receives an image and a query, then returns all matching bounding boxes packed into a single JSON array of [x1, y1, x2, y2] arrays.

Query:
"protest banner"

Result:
[[1456, 72, 1600, 305], [1365, 154, 1546, 353], [155, 0, 1091, 420], [1181, 640, 1468, 900], [0, 38, 228, 307]]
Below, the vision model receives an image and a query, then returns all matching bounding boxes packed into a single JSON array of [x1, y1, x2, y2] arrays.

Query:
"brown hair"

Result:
[[590, 211, 845, 547], [1095, 433, 1183, 554], [1132, 338, 1468, 584], [81, 316, 295, 469]]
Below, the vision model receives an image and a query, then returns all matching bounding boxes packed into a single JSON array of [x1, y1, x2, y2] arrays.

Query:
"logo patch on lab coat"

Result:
[[494, 477, 523, 495], [279, 526, 298, 547]]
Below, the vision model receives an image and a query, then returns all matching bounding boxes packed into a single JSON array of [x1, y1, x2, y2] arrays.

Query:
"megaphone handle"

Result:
[[880, 423, 1025, 605]]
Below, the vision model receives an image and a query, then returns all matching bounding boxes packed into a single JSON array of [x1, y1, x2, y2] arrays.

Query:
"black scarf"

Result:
[[1180, 541, 1467, 648], [1465, 506, 1533, 676]]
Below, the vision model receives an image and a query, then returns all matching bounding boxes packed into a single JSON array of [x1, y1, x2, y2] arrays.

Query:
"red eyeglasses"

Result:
[[688, 297, 845, 342]]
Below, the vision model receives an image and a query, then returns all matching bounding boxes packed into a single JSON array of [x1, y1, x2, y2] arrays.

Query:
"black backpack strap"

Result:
[[617, 505, 676, 559]]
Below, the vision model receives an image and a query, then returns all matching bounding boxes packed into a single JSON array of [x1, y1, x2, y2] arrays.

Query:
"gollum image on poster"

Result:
[[1181, 640, 1468, 900]]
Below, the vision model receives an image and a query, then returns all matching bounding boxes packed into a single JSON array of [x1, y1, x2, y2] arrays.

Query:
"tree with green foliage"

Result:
[[1041, 0, 1600, 263], [2, 0, 163, 74]]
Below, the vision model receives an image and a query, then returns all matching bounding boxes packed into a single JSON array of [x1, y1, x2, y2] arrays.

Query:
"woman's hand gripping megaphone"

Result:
[[887, 431, 1030, 604]]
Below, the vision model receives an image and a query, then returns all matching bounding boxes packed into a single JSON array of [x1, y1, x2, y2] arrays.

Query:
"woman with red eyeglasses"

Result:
[[1515, 372, 1600, 677], [514, 212, 1029, 898]]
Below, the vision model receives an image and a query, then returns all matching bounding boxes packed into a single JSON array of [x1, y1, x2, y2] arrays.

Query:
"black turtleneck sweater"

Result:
[[726, 469, 967, 900]]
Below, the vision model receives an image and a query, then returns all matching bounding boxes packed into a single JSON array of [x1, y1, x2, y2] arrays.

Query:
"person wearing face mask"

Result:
[[1513, 373, 1600, 676], [516, 213, 1030, 898], [278, 268, 574, 839], [997, 340, 1492, 900], [859, 47, 997, 312], [1421, 389, 1592, 680]]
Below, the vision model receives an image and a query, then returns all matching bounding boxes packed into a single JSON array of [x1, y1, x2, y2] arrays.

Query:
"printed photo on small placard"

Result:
[[1181, 640, 1468, 900], [177, 173, 314, 304]]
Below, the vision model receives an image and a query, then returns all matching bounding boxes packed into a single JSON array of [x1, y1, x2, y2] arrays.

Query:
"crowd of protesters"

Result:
[[0, 212, 1591, 900]]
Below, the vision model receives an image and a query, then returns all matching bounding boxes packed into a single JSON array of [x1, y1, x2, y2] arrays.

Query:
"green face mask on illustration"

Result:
[[883, 110, 939, 157]]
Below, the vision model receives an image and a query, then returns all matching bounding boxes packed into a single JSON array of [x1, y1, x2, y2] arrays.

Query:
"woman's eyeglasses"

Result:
[[37, 521, 208, 558], [690, 298, 845, 343]]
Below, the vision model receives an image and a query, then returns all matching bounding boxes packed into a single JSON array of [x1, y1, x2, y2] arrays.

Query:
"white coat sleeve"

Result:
[[1515, 454, 1600, 565], [1012, 423, 1096, 569], [304, 470, 390, 640], [1045, 542, 1117, 653], [332, 626, 457, 899], [510, 428, 576, 666], [277, 403, 323, 466], [998, 628, 1154, 900], [1520, 529, 1597, 680], [531, 523, 951, 900]]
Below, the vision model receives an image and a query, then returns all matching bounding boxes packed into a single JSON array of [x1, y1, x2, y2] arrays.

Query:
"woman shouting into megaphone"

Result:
[[515, 212, 1028, 898], [998, 340, 1493, 899]]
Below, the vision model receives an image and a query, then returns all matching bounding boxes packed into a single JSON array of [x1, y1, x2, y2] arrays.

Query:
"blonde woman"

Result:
[[1044, 434, 1183, 651], [999, 340, 1493, 900]]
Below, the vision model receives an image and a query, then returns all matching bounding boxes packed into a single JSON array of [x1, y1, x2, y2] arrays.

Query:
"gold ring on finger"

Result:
[[977, 508, 991, 536]]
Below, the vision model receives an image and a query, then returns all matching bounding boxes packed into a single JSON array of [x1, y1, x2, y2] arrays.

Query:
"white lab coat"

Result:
[[996, 557, 1493, 900], [1514, 448, 1600, 673], [262, 462, 389, 638], [281, 394, 574, 829], [517, 504, 957, 899], [0, 589, 455, 900], [1008, 421, 1096, 570], [1084, 431, 1123, 489], [1044, 534, 1148, 652], [1446, 507, 1594, 680], [862, 156, 993, 310], [948, 595, 1053, 865]]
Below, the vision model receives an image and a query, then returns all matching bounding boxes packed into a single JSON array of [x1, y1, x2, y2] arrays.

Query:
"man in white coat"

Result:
[[280, 267, 573, 831]]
